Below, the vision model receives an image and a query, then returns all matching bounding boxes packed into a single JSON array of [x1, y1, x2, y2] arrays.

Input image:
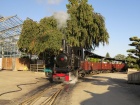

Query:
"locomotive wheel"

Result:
[[45, 72, 48, 77], [79, 73, 86, 77], [45, 72, 52, 77], [49, 75, 54, 83], [90, 71, 97, 75]]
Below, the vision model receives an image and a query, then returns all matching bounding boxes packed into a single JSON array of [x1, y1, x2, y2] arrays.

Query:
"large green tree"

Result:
[[114, 54, 126, 61], [18, 17, 63, 56], [127, 36, 140, 69], [18, 18, 39, 55], [106, 52, 110, 58], [66, 0, 109, 49], [35, 17, 63, 55]]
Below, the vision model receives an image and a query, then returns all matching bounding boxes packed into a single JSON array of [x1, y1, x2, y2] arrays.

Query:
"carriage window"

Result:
[[77, 50, 82, 56]]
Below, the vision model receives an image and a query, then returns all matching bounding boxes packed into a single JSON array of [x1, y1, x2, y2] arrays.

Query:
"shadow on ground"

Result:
[[79, 74, 140, 105]]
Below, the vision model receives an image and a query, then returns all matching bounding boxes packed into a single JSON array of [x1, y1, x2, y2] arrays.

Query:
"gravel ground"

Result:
[[0, 70, 48, 105], [55, 73, 140, 105], [0, 71, 140, 105]]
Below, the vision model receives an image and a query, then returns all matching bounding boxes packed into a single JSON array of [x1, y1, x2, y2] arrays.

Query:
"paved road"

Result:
[[70, 73, 140, 105]]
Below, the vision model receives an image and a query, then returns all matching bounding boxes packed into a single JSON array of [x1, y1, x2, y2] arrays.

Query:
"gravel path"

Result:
[[0, 71, 48, 105], [57, 73, 140, 105], [1, 71, 140, 105]]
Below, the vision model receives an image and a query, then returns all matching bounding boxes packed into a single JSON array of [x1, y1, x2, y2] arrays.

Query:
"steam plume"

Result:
[[53, 11, 70, 28]]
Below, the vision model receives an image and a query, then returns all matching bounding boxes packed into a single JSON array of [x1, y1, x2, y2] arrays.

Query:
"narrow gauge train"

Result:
[[52, 39, 84, 82], [49, 39, 127, 82]]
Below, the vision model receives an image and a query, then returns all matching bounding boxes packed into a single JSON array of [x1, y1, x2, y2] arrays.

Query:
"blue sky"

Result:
[[1, 0, 140, 57]]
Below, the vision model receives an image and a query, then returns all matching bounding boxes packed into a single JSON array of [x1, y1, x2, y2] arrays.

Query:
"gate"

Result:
[[2, 58, 13, 70]]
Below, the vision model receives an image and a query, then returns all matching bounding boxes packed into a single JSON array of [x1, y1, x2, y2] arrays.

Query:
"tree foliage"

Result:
[[36, 17, 63, 55], [18, 17, 63, 56], [114, 54, 126, 60], [18, 18, 39, 54], [106, 52, 110, 58], [88, 58, 100, 62], [126, 55, 138, 68], [66, 0, 109, 49], [126, 36, 140, 69]]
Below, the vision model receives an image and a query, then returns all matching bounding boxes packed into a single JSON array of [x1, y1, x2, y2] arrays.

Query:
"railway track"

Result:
[[20, 83, 64, 105]]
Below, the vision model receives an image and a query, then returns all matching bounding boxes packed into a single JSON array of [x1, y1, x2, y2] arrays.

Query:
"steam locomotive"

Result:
[[52, 39, 84, 82], [49, 39, 127, 83]]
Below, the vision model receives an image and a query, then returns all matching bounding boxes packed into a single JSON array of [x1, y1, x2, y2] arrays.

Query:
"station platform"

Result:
[[0, 70, 48, 105]]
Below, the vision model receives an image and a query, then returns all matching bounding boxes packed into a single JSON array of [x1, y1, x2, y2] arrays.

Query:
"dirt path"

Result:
[[68, 73, 140, 105], [1, 71, 139, 105], [0, 71, 48, 105]]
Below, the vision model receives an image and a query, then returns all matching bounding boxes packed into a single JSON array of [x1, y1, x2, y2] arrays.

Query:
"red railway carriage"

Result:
[[80, 60, 126, 74], [100, 63, 112, 72], [91, 62, 101, 70], [112, 63, 125, 72], [81, 61, 91, 71]]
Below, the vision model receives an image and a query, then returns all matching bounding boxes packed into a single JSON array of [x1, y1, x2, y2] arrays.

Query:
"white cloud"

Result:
[[37, 0, 64, 5], [47, 0, 64, 5]]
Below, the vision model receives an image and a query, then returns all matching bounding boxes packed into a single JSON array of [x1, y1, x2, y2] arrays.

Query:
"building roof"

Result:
[[85, 50, 125, 62], [0, 15, 23, 57], [0, 15, 23, 42]]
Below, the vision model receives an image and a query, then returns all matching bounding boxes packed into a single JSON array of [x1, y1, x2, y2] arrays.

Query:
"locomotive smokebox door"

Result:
[[56, 53, 70, 68]]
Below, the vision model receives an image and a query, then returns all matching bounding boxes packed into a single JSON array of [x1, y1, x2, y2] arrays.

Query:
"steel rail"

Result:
[[20, 84, 63, 105]]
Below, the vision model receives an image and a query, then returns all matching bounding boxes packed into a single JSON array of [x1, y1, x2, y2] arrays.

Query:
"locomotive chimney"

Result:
[[62, 39, 66, 53]]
